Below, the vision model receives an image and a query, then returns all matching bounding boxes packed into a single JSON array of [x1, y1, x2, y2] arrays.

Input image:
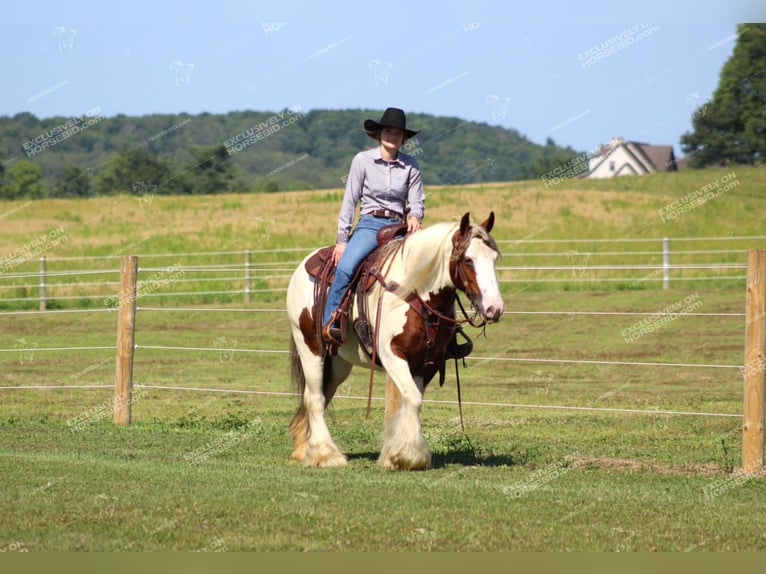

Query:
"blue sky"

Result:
[[1, 1, 762, 157]]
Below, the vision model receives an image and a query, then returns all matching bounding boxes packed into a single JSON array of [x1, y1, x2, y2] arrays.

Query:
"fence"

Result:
[[70, 253, 766, 472], [0, 234, 762, 311], [1, 243, 764, 473]]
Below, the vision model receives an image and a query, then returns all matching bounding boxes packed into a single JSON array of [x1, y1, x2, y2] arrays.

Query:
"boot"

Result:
[[322, 311, 344, 346]]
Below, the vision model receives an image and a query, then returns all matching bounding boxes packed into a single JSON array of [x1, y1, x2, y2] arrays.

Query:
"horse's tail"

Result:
[[288, 335, 333, 453], [289, 335, 305, 398], [288, 336, 309, 448]]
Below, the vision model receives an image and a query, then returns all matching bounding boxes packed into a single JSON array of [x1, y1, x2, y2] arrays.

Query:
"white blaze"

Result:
[[466, 238, 504, 319]]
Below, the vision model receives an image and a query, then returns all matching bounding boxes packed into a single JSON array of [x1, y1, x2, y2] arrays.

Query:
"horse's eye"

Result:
[[464, 257, 474, 268]]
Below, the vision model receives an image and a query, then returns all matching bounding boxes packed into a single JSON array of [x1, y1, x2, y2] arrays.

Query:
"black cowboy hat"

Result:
[[363, 107, 419, 140]]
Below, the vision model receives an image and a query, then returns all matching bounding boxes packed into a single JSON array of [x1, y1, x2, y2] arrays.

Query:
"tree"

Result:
[[94, 149, 175, 195], [53, 166, 92, 198], [0, 150, 5, 195], [185, 145, 240, 194], [2, 160, 46, 199], [681, 24, 766, 167]]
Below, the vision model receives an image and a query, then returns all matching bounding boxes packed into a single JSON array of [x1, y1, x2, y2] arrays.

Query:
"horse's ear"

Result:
[[459, 212, 471, 236], [481, 211, 495, 233]]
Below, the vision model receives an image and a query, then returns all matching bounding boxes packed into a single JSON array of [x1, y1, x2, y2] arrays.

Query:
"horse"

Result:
[[285, 212, 504, 470]]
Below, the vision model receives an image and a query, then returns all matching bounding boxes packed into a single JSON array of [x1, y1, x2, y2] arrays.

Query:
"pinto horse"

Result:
[[286, 212, 504, 470]]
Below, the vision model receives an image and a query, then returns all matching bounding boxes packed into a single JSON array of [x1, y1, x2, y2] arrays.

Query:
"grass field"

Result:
[[2, 167, 766, 551]]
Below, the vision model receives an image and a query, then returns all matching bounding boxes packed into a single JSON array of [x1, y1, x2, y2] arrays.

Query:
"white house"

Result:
[[585, 137, 677, 179]]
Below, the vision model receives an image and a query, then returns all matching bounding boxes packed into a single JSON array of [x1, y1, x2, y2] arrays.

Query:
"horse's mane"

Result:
[[376, 220, 460, 295]]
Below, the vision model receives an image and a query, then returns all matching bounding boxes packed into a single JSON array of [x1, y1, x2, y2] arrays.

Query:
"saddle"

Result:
[[304, 222, 409, 355]]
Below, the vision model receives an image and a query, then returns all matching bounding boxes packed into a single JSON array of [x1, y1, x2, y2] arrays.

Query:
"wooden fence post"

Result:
[[742, 249, 766, 473], [39, 256, 47, 311], [115, 255, 138, 425]]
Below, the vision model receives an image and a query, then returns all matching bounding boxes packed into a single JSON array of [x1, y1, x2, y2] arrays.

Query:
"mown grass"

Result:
[[2, 167, 766, 551], [1, 287, 762, 550], [2, 410, 765, 551]]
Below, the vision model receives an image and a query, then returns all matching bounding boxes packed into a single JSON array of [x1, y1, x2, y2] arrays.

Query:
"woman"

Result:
[[322, 107, 425, 345]]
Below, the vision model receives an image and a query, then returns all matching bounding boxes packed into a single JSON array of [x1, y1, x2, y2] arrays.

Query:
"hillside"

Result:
[[0, 109, 582, 196], [1, 167, 763, 256], [0, 166, 763, 309]]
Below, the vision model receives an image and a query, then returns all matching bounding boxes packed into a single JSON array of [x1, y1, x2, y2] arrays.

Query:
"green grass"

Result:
[[1, 410, 764, 551], [2, 168, 766, 551], [0, 288, 762, 550]]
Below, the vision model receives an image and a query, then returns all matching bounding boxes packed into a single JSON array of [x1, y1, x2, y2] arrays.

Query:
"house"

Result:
[[585, 137, 677, 178]]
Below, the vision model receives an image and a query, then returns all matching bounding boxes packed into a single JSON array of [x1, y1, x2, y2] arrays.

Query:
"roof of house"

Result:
[[634, 143, 676, 171]]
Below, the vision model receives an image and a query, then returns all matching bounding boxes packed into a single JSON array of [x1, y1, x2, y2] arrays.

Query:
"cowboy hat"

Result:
[[363, 107, 419, 140]]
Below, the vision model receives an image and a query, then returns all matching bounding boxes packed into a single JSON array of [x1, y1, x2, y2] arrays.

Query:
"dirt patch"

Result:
[[572, 454, 766, 477]]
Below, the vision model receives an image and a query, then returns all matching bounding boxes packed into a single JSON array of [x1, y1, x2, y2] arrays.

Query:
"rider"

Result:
[[322, 107, 425, 345]]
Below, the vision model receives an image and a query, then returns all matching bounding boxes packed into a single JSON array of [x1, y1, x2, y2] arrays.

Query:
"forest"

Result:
[[0, 108, 584, 198]]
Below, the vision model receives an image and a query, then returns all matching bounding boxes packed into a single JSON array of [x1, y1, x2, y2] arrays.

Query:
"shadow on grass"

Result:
[[346, 451, 520, 468], [346, 437, 523, 469]]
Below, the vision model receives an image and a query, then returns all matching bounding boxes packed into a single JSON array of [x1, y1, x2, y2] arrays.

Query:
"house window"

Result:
[[609, 161, 615, 171]]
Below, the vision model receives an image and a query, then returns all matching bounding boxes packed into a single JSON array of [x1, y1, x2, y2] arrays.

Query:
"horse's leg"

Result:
[[324, 353, 353, 406], [295, 350, 350, 468], [384, 375, 401, 422], [286, 258, 351, 468], [376, 350, 431, 470]]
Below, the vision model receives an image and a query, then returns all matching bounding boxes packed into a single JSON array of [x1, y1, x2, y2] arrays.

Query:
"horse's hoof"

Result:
[[378, 451, 431, 471], [306, 445, 347, 468], [290, 446, 307, 463]]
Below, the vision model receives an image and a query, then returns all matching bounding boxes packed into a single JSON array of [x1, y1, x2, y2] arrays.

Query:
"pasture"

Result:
[[2, 167, 766, 550]]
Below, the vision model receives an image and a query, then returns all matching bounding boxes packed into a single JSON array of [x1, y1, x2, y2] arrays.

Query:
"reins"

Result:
[[365, 238, 406, 419], [363, 234, 487, 431]]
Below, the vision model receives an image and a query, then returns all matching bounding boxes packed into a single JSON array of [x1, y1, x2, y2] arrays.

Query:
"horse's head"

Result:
[[450, 212, 504, 323]]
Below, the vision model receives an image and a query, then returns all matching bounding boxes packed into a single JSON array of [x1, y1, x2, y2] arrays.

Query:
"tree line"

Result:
[[0, 108, 584, 200]]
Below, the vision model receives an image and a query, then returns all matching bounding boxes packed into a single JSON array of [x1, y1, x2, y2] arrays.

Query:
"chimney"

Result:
[[610, 136, 624, 148]]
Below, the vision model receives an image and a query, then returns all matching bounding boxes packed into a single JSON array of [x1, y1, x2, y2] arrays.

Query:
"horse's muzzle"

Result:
[[483, 304, 503, 323]]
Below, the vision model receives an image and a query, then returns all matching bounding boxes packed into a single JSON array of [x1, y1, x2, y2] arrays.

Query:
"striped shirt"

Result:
[[336, 147, 425, 243]]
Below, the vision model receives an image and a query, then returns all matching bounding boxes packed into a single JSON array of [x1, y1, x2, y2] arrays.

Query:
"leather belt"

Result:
[[368, 209, 402, 221]]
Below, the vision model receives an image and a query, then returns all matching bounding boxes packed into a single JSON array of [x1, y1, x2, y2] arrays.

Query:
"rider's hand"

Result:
[[407, 215, 421, 234], [332, 242, 346, 265]]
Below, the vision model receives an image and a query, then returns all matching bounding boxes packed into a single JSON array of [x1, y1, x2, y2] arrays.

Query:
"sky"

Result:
[[1, 1, 763, 157]]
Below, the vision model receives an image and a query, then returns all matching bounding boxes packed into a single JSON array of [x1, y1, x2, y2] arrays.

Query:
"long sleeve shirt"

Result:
[[336, 147, 425, 244]]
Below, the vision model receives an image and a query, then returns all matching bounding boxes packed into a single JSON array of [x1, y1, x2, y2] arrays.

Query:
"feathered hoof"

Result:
[[378, 446, 432, 471], [305, 444, 348, 468], [290, 443, 308, 463]]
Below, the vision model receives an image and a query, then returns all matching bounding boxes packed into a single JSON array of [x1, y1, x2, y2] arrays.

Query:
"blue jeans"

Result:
[[323, 214, 395, 325]]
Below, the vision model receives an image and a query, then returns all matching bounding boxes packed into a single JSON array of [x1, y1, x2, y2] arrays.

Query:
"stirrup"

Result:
[[322, 312, 344, 346]]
